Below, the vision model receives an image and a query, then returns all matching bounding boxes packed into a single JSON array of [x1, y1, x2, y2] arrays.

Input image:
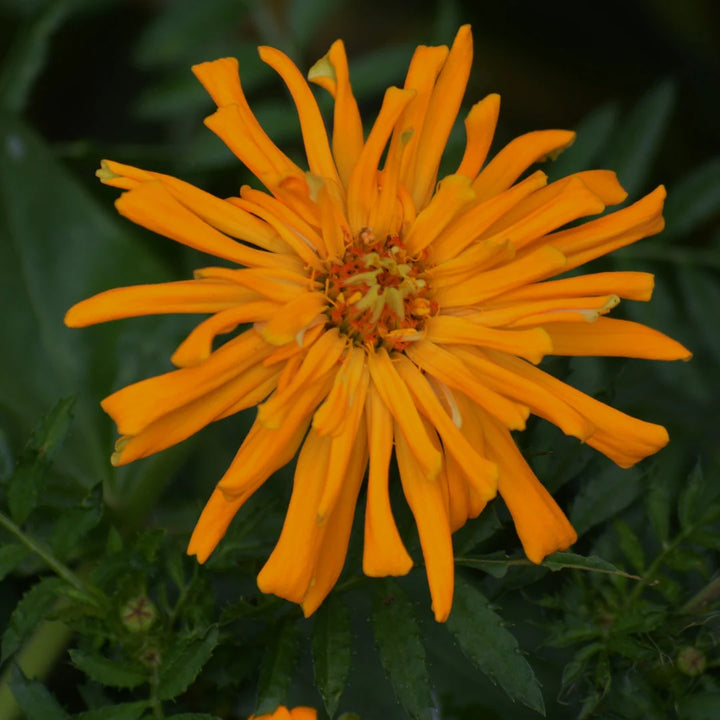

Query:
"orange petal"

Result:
[[543, 317, 692, 360], [258, 292, 328, 346], [424, 316, 553, 364], [404, 174, 476, 254], [366, 348, 442, 479], [429, 171, 547, 264], [308, 40, 364, 188], [394, 355, 498, 498], [395, 424, 454, 622], [217, 376, 333, 501], [192, 58, 301, 184], [257, 429, 332, 603], [101, 159, 289, 253], [410, 25, 473, 208], [405, 340, 530, 429], [170, 302, 280, 368], [480, 410, 577, 563], [102, 330, 272, 435], [363, 388, 414, 577], [434, 245, 567, 306], [115, 181, 287, 268], [301, 418, 368, 616], [472, 129, 576, 201], [549, 186, 666, 272], [491, 271, 655, 304], [476, 176, 607, 252], [456, 94, 501, 180], [346, 86, 415, 233], [259, 45, 340, 185], [114, 363, 279, 465], [258, 328, 345, 428], [485, 349, 671, 467], [449, 345, 594, 440], [64, 279, 255, 327], [187, 487, 244, 563]]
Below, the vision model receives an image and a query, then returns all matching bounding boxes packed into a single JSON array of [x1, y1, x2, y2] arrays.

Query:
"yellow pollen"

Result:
[[320, 231, 437, 351]]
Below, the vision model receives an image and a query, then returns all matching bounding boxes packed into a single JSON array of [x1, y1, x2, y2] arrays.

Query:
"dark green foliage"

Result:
[[0, 1, 718, 719], [372, 579, 434, 720]]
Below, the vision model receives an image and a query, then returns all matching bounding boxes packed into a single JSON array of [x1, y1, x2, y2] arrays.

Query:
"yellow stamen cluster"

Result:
[[322, 229, 437, 351]]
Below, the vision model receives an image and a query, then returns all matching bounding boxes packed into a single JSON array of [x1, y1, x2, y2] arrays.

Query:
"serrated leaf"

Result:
[[371, 579, 433, 720], [255, 619, 301, 716], [73, 701, 149, 720], [663, 158, 720, 239], [0, 543, 28, 581], [542, 552, 621, 574], [678, 461, 704, 530], [605, 80, 675, 198], [454, 552, 512, 578], [614, 519, 646, 573], [569, 465, 642, 536], [312, 595, 351, 718], [8, 664, 68, 720], [69, 649, 148, 689], [7, 461, 45, 524], [50, 484, 103, 558], [2, 576, 66, 663], [156, 625, 219, 701], [446, 576, 545, 716]]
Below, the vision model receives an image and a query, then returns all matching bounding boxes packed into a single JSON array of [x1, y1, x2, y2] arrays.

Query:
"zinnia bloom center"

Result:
[[322, 228, 437, 351]]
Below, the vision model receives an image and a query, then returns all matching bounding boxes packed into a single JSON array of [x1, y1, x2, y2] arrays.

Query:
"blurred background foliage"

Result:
[[1, 0, 720, 718]]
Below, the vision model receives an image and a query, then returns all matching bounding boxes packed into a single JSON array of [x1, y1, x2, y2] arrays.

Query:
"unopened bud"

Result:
[[121, 595, 157, 633]]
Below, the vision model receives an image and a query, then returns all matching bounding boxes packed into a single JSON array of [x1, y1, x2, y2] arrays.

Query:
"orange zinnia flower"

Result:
[[251, 707, 316, 720], [65, 26, 690, 622]]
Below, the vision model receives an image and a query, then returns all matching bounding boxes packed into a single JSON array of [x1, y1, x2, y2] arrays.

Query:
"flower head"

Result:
[[250, 707, 316, 720], [66, 26, 690, 622]]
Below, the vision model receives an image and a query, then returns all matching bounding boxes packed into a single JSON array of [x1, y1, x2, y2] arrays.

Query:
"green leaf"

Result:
[[542, 552, 622, 574], [165, 715, 224, 720], [0, 113, 172, 488], [69, 648, 148, 689], [678, 461, 704, 530], [0, 542, 28, 581], [7, 397, 75, 524], [676, 691, 720, 720], [569, 465, 642, 536], [2, 576, 66, 663], [446, 576, 545, 716], [312, 595, 352, 718], [8, 664, 69, 720], [371, 579, 433, 720], [50, 484, 104, 558], [605, 79, 675, 198], [73, 701, 150, 720], [614, 519, 646, 573], [663, 158, 720, 239], [645, 465, 673, 544], [156, 625, 219, 701], [0, 0, 73, 113], [455, 551, 514, 578], [255, 619, 301, 716]]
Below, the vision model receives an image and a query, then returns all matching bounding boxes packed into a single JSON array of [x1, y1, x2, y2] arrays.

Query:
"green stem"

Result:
[[0, 510, 94, 598], [626, 528, 691, 605]]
